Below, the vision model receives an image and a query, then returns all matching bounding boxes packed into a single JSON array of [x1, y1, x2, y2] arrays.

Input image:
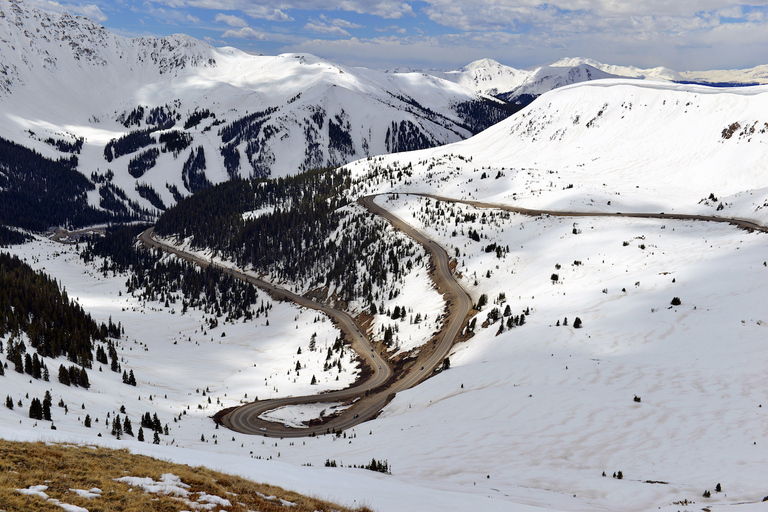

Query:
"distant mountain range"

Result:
[[0, 0, 765, 228]]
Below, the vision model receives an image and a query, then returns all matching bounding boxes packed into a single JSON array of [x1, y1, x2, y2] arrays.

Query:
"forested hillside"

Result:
[[0, 136, 145, 231], [80, 225, 266, 324], [155, 168, 425, 310], [0, 252, 116, 368]]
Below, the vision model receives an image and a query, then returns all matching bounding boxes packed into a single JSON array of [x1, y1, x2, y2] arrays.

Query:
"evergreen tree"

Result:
[[138, 427, 144, 441], [5, 395, 13, 409], [84, 414, 91, 427], [111, 416, 123, 438], [78, 368, 90, 389], [153, 431, 160, 444], [42, 391, 52, 421], [58, 365, 71, 386], [28, 398, 43, 420], [14, 351, 23, 373], [123, 417, 134, 437]]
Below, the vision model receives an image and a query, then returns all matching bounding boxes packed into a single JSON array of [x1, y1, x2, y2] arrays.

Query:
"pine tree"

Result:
[[123, 417, 134, 436], [42, 391, 52, 421], [84, 414, 91, 427], [138, 427, 144, 441], [153, 431, 160, 444], [5, 395, 12, 409], [111, 416, 123, 438], [78, 368, 90, 389], [28, 398, 42, 420], [58, 365, 70, 386]]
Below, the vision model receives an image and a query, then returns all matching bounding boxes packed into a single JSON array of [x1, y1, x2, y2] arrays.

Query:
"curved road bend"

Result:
[[140, 218, 472, 437], [141, 194, 766, 438]]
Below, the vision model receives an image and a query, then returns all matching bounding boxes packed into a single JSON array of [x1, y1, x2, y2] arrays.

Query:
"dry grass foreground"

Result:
[[0, 439, 373, 512]]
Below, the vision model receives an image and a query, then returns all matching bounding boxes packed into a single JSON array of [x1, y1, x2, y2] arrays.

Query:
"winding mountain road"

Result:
[[139, 196, 472, 437], [140, 192, 766, 437]]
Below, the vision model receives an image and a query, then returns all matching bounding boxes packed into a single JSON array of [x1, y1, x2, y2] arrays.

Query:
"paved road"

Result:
[[140, 217, 472, 437], [141, 192, 767, 437], [414, 193, 768, 234]]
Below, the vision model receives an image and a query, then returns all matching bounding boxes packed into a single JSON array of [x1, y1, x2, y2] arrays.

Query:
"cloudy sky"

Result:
[[33, 1, 768, 71]]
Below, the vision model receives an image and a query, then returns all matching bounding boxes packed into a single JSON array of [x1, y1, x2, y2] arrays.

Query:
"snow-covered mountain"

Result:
[[433, 57, 620, 104], [0, 0, 765, 223], [432, 56, 766, 106], [349, 79, 768, 224], [3, 77, 768, 512], [0, 0, 510, 218]]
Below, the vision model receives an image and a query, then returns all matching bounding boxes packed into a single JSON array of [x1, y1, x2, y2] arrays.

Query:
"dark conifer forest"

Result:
[[0, 136, 139, 231], [155, 167, 423, 307], [80, 225, 263, 322], [0, 252, 115, 367]]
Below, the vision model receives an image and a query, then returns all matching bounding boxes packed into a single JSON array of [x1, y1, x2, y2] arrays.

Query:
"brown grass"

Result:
[[0, 439, 373, 512]]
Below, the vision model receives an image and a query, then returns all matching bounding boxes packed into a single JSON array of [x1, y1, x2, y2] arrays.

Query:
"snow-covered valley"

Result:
[[1, 2, 768, 511]]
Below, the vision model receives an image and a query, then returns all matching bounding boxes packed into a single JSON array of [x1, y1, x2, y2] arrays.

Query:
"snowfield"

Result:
[[2, 77, 768, 512]]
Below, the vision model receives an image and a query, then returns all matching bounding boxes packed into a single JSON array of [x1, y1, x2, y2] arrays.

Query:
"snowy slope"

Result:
[[550, 57, 685, 82], [433, 58, 622, 103], [2, 78, 768, 512], [349, 79, 768, 226], [0, 0, 495, 215]]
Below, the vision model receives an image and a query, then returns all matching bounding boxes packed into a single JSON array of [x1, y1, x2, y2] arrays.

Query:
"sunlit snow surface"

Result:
[[2, 79, 768, 512]]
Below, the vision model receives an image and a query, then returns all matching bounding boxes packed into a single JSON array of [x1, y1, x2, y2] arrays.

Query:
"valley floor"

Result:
[[2, 192, 768, 511]]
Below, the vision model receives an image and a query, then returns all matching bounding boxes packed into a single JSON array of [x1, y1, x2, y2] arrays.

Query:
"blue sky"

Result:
[[31, 1, 768, 71]]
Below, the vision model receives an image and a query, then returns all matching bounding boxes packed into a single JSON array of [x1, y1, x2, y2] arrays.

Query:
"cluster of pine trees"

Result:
[[27, 391, 52, 421], [43, 136, 84, 154], [0, 225, 30, 246], [80, 225, 262, 322], [128, 148, 160, 178], [182, 147, 210, 193], [58, 363, 90, 388], [0, 252, 114, 367], [155, 167, 422, 308], [135, 183, 166, 211], [103, 122, 174, 162], [0, 136, 131, 231]]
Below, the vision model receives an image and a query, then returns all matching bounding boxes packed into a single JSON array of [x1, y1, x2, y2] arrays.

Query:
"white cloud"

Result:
[[304, 21, 352, 36], [222, 26, 267, 40], [376, 25, 407, 34], [304, 15, 364, 36], [28, 0, 108, 22], [245, 6, 293, 22], [151, 0, 413, 19], [215, 13, 248, 27]]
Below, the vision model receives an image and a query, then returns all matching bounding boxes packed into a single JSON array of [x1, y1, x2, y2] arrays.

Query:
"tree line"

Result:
[[0, 136, 134, 231], [0, 252, 119, 368]]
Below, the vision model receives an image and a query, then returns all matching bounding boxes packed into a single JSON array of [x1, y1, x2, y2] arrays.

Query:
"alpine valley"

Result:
[[1, 1, 768, 512]]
